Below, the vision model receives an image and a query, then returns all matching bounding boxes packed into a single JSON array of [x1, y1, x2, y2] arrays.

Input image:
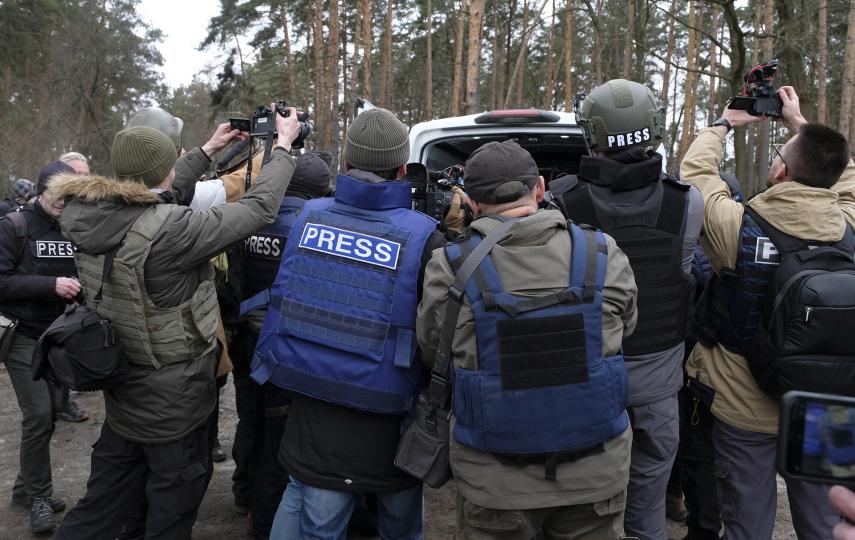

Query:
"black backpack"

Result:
[[747, 208, 855, 398]]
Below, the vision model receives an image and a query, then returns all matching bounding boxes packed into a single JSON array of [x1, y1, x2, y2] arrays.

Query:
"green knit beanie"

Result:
[[343, 108, 410, 172], [111, 126, 178, 188]]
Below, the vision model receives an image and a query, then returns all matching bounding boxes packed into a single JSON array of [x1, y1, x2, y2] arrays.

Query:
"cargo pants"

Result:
[[4, 333, 56, 502]]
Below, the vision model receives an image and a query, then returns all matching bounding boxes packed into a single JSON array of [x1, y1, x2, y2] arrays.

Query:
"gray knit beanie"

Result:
[[343, 108, 410, 172], [111, 126, 178, 188]]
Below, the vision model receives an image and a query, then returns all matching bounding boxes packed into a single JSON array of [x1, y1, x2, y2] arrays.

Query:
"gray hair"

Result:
[[59, 151, 88, 164]]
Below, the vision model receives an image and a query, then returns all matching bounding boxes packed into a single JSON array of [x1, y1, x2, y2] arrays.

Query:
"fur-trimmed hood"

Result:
[[46, 173, 160, 205], [49, 173, 160, 255]]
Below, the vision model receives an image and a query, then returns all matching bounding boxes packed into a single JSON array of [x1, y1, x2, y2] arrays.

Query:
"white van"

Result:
[[408, 109, 589, 186]]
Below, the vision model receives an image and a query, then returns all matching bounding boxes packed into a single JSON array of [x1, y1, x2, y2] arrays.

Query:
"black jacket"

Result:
[[0, 202, 76, 337]]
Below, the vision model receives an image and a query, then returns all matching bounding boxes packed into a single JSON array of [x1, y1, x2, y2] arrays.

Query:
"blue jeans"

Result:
[[270, 476, 424, 540]]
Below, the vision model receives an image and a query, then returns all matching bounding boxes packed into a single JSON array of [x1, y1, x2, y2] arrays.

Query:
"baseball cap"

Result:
[[463, 140, 539, 204]]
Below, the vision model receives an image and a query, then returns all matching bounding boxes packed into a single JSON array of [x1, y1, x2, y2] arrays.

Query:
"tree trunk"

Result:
[[677, 0, 699, 163], [379, 0, 394, 107], [450, 0, 467, 116], [544, 0, 556, 109], [754, 0, 774, 192], [326, 0, 341, 150], [280, 3, 297, 100], [660, 0, 677, 109], [426, 0, 433, 119], [504, 0, 548, 107], [515, 0, 530, 106], [490, 6, 501, 109], [707, 2, 720, 124], [592, 0, 603, 84], [562, 0, 574, 109], [721, 0, 749, 187], [622, 0, 635, 78], [360, 0, 373, 99], [311, 2, 326, 149], [839, 0, 855, 139], [817, 0, 828, 124], [465, 0, 486, 114]]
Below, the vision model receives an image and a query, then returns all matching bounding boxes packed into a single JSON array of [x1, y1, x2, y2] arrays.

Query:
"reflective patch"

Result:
[[298, 222, 401, 270], [243, 233, 285, 261], [35, 240, 74, 258], [754, 237, 781, 265], [606, 128, 652, 148]]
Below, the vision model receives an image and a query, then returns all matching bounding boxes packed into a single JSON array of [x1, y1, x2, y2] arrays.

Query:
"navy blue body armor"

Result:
[[445, 223, 629, 455], [251, 175, 437, 414]]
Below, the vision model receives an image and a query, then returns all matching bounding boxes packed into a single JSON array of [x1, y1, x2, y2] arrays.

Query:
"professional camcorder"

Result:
[[727, 60, 784, 117], [407, 163, 464, 221]]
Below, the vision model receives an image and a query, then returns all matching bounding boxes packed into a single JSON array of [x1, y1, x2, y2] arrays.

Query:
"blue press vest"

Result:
[[250, 175, 438, 414], [827, 409, 855, 466], [241, 196, 305, 300], [445, 223, 629, 454], [708, 211, 780, 356]]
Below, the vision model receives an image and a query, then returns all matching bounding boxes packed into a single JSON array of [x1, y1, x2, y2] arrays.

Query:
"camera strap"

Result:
[[244, 137, 276, 192]]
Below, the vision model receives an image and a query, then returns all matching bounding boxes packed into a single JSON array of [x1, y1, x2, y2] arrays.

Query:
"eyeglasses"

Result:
[[770, 143, 788, 176]]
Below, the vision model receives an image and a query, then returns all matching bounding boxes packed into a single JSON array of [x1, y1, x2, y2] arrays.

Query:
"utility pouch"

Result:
[[0, 311, 18, 363], [394, 218, 518, 488]]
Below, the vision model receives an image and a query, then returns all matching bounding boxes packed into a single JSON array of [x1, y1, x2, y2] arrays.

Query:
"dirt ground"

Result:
[[0, 365, 798, 539]]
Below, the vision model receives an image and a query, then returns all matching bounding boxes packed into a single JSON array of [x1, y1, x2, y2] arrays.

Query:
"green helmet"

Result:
[[127, 107, 184, 150], [576, 79, 665, 152]]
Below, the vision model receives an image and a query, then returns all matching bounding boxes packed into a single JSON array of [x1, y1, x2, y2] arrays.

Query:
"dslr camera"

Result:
[[728, 60, 783, 117], [245, 100, 312, 149], [407, 163, 464, 221]]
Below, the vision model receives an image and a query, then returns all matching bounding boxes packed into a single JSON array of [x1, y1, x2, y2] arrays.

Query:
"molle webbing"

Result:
[[560, 181, 692, 355], [75, 206, 218, 369]]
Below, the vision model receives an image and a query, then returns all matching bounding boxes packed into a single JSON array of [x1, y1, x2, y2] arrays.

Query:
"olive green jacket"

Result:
[[48, 148, 295, 443], [417, 210, 638, 510]]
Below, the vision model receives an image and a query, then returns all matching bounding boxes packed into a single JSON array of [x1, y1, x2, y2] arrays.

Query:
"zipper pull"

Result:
[[805, 306, 813, 323]]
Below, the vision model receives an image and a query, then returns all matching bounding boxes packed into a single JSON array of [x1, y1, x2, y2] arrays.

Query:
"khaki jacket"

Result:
[[680, 127, 855, 433], [417, 210, 638, 510]]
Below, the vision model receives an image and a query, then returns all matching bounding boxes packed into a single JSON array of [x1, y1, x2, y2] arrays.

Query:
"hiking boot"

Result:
[[666, 492, 688, 522], [212, 439, 227, 462], [12, 494, 65, 513], [57, 397, 89, 423], [30, 497, 56, 533]]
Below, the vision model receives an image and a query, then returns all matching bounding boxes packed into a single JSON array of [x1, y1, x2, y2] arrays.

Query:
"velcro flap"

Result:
[[498, 314, 589, 391]]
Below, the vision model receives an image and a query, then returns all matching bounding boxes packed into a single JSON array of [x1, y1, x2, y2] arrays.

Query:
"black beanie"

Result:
[[286, 154, 332, 199], [37, 160, 75, 195]]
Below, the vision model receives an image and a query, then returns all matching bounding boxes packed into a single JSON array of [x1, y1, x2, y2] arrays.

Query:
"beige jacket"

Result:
[[417, 210, 638, 510], [680, 127, 855, 433]]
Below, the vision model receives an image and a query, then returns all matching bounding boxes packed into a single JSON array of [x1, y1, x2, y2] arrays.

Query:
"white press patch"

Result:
[[606, 128, 652, 149]]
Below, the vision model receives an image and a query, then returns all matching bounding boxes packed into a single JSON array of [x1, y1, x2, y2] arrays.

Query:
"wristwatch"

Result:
[[711, 118, 732, 133]]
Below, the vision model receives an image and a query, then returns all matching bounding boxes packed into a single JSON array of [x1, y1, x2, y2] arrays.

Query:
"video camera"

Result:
[[406, 163, 464, 221], [728, 60, 783, 117]]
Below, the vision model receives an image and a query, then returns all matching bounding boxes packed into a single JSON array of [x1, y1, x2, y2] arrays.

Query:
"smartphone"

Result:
[[778, 391, 855, 488], [229, 117, 251, 132]]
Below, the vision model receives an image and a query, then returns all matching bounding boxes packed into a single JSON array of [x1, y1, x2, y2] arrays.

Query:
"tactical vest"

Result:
[[554, 175, 694, 356], [251, 175, 438, 415], [445, 223, 629, 455], [240, 196, 305, 300], [75, 205, 219, 369], [0, 205, 77, 327], [694, 210, 782, 357]]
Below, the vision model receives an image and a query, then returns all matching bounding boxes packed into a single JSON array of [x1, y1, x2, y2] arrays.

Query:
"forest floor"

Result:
[[0, 365, 800, 539]]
